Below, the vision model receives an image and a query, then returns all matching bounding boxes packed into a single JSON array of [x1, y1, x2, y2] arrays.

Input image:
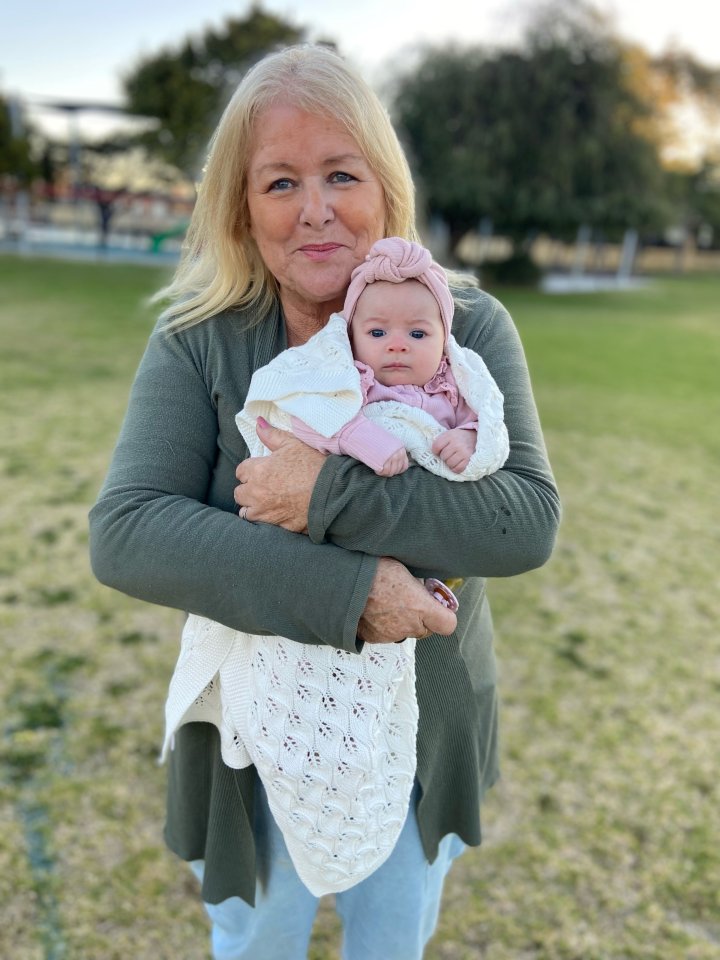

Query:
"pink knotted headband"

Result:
[[343, 238, 454, 343]]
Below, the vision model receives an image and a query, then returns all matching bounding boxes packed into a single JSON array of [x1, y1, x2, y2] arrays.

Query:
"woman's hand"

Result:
[[358, 558, 457, 644], [235, 419, 326, 533]]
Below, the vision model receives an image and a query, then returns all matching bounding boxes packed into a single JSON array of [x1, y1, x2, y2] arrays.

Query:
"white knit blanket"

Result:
[[162, 314, 508, 895], [163, 617, 418, 895]]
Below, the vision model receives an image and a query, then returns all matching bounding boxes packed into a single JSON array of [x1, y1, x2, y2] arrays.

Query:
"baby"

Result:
[[286, 237, 485, 478]]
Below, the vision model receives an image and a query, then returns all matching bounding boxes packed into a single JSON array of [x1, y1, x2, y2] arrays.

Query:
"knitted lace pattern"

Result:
[[163, 616, 418, 896]]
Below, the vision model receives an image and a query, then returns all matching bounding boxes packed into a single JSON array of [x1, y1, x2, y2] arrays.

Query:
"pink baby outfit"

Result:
[[290, 357, 479, 474], [290, 236, 480, 473]]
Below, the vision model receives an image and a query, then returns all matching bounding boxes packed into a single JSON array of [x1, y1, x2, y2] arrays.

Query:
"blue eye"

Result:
[[369, 329, 385, 338], [331, 171, 356, 184], [410, 330, 426, 339], [269, 178, 293, 192]]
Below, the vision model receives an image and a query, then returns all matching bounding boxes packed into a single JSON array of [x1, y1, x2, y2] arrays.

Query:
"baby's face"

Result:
[[349, 280, 445, 387]]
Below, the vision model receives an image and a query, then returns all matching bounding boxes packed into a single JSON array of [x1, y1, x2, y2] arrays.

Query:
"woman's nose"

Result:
[[301, 182, 334, 227]]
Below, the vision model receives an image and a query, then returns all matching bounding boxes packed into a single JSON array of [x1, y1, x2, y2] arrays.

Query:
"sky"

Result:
[[2, 0, 719, 138]]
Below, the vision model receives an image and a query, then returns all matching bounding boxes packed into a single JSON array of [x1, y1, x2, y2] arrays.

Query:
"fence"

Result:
[[459, 233, 720, 275]]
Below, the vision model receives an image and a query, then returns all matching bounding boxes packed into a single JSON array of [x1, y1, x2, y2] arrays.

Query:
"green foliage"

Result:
[[122, 5, 309, 177], [393, 1, 672, 255], [653, 50, 720, 101], [692, 161, 720, 237], [479, 251, 543, 288], [668, 161, 720, 241], [0, 97, 37, 180]]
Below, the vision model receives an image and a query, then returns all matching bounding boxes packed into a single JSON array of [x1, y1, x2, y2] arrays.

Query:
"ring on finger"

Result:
[[239, 505, 249, 521]]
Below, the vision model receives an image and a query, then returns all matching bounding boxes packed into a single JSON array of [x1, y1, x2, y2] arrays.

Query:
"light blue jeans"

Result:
[[190, 782, 464, 960]]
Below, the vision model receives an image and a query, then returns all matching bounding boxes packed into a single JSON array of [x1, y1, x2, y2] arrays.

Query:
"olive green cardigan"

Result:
[[89, 285, 560, 905]]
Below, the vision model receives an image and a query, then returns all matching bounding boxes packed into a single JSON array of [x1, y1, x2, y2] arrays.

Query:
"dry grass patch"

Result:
[[1, 257, 718, 959]]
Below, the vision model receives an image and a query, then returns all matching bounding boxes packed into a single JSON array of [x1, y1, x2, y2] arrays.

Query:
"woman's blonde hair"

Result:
[[158, 44, 418, 330]]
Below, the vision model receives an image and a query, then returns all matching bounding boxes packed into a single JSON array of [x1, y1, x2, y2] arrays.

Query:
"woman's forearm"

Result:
[[308, 456, 559, 579], [89, 319, 377, 651], [90, 489, 377, 649]]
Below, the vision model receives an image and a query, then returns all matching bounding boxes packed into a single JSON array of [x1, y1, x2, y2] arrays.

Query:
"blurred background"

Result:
[[1, 3, 719, 959], [1, 0, 719, 278]]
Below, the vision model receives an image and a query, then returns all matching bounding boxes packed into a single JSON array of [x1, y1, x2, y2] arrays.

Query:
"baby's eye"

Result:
[[369, 329, 386, 338], [410, 330, 426, 339]]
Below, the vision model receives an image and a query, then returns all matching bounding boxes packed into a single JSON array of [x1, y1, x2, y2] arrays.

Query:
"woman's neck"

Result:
[[281, 295, 343, 347]]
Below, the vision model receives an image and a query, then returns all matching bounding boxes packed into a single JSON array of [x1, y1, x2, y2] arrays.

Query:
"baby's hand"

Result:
[[432, 428, 476, 473], [376, 448, 409, 477]]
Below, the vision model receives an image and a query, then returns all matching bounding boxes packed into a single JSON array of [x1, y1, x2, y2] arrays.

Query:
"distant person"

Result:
[[90, 45, 560, 960], [94, 187, 121, 248]]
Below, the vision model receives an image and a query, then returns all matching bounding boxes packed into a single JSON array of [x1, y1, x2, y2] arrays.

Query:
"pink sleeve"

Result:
[[289, 416, 343, 455], [335, 415, 405, 472], [291, 412, 404, 473], [454, 395, 479, 431]]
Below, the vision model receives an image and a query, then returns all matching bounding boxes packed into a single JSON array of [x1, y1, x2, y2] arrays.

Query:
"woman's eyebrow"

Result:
[[254, 153, 367, 176], [324, 153, 367, 165], [252, 161, 294, 177]]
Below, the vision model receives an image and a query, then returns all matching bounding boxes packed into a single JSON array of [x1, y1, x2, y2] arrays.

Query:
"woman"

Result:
[[89, 44, 560, 960]]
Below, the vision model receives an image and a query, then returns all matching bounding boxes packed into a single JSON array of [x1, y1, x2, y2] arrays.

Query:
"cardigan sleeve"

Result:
[[89, 320, 376, 651], [307, 289, 561, 580]]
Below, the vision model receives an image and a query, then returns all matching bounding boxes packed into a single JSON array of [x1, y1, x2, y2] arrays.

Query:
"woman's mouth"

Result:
[[300, 243, 342, 261]]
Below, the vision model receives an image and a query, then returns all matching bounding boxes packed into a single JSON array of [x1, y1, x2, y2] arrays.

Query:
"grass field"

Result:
[[1, 256, 718, 960]]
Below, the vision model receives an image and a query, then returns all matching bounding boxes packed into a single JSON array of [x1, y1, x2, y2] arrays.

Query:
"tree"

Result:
[[652, 49, 720, 122], [392, 1, 672, 258], [665, 159, 720, 248], [0, 96, 37, 181], [649, 50, 720, 173], [122, 5, 315, 178]]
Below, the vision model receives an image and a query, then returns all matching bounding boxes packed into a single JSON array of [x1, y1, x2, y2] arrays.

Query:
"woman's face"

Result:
[[246, 102, 386, 321]]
